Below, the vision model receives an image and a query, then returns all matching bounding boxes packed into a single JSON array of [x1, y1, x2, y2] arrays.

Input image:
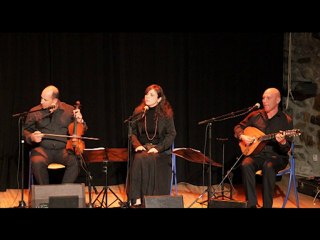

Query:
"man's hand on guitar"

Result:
[[240, 134, 256, 146], [275, 132, 286, 145]]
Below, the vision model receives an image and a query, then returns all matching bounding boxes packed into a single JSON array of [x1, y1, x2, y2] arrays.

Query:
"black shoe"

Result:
[[248, 204, 260, 208], [119, 201, 130, 208], [130, 204, 142, 208]]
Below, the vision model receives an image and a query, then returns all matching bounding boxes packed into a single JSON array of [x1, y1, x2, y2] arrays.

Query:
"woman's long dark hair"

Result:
[[138, 84, 173, 118]]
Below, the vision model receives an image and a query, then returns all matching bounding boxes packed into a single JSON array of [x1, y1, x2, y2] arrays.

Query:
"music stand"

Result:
[[172, 147, 222, 208], [83, 148, 126, 208], [81, 148, 106, 207], [173, 148, 222, 167]]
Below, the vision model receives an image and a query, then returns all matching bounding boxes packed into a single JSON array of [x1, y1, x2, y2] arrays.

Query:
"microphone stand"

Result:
[[188, 121, 216, 208], [18, 116, 26, 208], [190, 105, 258, 208], [122, 112, 145, 208], [12, 107, 50, 208], [207, 123, 213, 202], [121, 120, 133, 208], [123, 109, 145, 124]]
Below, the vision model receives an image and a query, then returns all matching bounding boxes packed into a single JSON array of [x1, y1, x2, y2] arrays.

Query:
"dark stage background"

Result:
[[0, 32, 284, 191]]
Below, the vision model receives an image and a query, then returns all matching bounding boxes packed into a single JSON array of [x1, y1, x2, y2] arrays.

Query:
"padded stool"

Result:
[[28, 160, 66, 188]]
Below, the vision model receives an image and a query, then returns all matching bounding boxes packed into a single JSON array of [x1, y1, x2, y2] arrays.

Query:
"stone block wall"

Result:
[[283, 32, 320, 177]]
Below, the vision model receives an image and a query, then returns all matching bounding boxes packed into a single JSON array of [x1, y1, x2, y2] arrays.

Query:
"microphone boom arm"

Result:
[[198, 103, 259, 125], [123, 106, 149, 124], [123, 112, 143, 124], [12, 105, 56, 118]]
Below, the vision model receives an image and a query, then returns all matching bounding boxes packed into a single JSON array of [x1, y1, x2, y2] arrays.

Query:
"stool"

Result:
[[28, 160, 66, 188], [47, 163, 66, 184]]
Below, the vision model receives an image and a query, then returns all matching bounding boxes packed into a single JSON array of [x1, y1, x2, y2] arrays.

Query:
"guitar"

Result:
[[239, 126, 301, 156]]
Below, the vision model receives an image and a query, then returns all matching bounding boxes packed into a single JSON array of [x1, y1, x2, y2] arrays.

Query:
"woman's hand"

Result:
[[135, 145, 146, 152], [147, 147, 158, 153]]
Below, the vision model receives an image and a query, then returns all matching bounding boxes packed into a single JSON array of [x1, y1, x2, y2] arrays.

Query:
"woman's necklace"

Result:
[[144, 113, 158, 141]]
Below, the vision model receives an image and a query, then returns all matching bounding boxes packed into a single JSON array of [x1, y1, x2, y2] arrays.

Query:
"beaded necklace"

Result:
[[144, 112, 158, 141]]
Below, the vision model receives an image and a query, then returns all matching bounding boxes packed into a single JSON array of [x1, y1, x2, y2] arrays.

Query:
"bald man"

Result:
[[24, 85, 87, 185], [234, 88, 293, 208]]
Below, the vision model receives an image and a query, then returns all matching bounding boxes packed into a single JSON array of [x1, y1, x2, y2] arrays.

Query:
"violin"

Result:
[[66, 101, 85, 155]]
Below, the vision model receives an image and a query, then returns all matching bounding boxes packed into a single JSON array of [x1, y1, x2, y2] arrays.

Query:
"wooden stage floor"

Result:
[[0, 175, 319, 208]]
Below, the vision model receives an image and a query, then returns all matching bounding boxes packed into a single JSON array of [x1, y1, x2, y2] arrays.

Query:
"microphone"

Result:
[[123, 106, 149, 123], [142, 106, 149, 118], [250, 103, 260, 111]]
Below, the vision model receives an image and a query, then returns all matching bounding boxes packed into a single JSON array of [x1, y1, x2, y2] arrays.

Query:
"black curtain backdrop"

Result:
[[0, 32, 284, 191]]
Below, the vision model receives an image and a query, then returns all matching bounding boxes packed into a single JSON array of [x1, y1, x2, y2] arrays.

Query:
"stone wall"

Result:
[[283, 32, 320, 177]]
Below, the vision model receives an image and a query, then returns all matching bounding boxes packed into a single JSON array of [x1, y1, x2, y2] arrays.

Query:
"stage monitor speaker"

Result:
[[209, 199, 247, 208], [144, 195, 184, 208], [31, 183, 86, 208]]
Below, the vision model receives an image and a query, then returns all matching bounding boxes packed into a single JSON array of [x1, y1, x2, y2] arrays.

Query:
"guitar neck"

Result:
[[259, 129, 299, 142], [259, 133, 276, 142]]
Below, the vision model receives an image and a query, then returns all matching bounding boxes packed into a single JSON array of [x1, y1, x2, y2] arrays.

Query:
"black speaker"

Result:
[[31, 183, 86, 208], [209, 199, 247, 208], [49, 196, 79, 208], [144, 195, 184, 208], [292, 82, 317, 101]]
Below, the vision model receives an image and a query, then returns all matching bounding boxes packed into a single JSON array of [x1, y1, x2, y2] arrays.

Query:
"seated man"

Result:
[[24, 85, 87, 184]]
